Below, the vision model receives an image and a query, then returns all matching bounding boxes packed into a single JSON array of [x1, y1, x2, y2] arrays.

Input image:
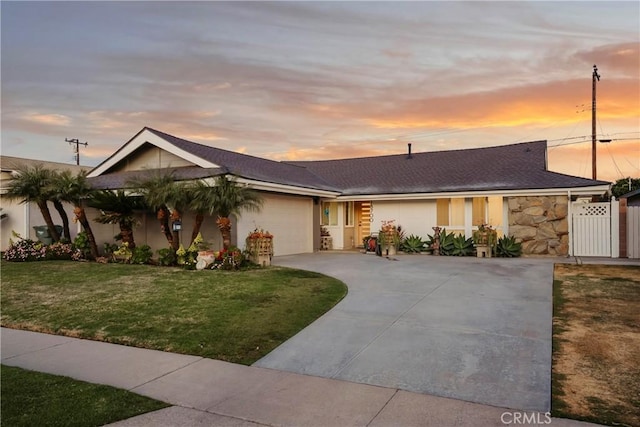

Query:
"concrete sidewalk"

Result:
[[1, 328, 599, 427]]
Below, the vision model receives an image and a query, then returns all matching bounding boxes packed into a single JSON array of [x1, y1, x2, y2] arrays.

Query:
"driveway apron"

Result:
[[254, 253, 554, 412]]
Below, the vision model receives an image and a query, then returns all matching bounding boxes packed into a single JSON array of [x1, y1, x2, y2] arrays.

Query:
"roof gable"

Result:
[[88, 127, 339, 193], [87, 128, 220, 178]]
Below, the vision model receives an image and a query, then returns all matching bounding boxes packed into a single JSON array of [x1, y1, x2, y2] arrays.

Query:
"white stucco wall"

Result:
[[1, 198, 82, 251], [119, 146, 193, 172], [237, 193, 314, 256], [369, 200, 437, 238], [85, 207, 224, 256]]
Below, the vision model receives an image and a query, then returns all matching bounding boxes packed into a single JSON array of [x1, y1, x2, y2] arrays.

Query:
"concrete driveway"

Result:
[[254, 253, 555, 412]]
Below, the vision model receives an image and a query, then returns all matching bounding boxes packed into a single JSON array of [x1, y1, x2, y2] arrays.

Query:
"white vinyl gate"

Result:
[[572, 202, 611, 257], [628, 206, 640, 259]]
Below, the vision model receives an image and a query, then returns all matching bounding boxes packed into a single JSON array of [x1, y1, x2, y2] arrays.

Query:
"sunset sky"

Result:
[[2, 1, 638, 183]]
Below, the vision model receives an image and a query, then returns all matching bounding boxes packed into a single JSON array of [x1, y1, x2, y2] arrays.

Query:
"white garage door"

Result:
[[237, 193, 314, 256]]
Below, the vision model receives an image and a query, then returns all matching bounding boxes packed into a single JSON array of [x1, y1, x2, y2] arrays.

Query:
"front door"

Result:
[[355, 201, 371, 247]]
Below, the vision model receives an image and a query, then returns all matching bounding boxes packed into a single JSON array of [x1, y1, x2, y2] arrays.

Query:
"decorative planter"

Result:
[[196, 250, 216, 270], [473, 226, 497, 258], [320, 236, 333, 251], [476, 244, 492, 258], [247, 237, 273, 267], [382, 244, 396, 256]]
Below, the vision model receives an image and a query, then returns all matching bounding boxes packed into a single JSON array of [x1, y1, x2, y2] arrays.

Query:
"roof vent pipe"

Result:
[[407, 143, 412, 159]]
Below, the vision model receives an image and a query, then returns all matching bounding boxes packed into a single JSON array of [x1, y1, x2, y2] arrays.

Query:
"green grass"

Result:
[[0, 260, 347, 365], [1, 365, 168, 427]]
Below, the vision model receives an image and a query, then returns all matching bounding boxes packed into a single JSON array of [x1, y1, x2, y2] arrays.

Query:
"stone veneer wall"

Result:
[[508, 196, 569, 255]]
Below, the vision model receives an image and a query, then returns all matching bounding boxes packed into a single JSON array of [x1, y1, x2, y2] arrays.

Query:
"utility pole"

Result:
[[65, 138, 88, 166], [591, 64, 600, 180]]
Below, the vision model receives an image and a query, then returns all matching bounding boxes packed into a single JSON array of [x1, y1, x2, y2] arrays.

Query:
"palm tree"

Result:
[[127, 170, 188, 251], [48, 170, 72, 241], [5, 163, 61, 242], [207, 175, 263, 250], [50, 170, 99, 259], [186, 180, 219, 245], [88, 190, 147, 249]]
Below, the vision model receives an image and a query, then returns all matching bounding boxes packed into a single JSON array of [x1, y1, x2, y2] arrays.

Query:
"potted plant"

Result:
[[472, 223, 498, 258], [245, 228, 274, 266], [378, 220, 400, 256]]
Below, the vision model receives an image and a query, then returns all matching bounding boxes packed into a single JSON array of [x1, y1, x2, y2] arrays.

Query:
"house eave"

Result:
[[334, 185, 611, 201], [87, 128, 219, 178], [213, 177, 341, 198]]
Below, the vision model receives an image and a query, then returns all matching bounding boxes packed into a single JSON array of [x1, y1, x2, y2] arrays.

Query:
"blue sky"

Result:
[[2, 1, 638, 182]]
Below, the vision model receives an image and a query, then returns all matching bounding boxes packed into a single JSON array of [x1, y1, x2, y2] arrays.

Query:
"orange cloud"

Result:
[[20, 112, 71, 126], [361, 78, 639, 130]]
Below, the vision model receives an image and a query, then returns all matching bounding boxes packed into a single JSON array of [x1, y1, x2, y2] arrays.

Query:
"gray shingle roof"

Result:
[[288, 141, 609, 195], [88, 167, 227, 190], [145, 128, 339, 192], [88, 128, 609, 196]]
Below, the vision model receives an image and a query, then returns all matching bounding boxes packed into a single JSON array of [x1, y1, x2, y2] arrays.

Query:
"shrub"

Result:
[[176, 244, 197, 269], [112, 243, 133, 263], [131, 245, 153, 265], [3, 237, 47, 262], [46, 242, 74, 260], [103, 243, 119, 256], [73, 232, 92, 260], [211, 246, 247, 271], [156, 248, 176, 266]]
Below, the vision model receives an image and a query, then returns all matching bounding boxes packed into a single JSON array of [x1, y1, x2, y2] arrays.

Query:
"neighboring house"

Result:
[[619, 188, 640, 207], [0, 156, 89, 251], [87, 127, 610, 257], [618, 188, 640, 258]]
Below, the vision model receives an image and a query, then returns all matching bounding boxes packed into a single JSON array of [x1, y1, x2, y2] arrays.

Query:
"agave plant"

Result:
[[451, 234, 474, 256], [496, 235, 522, 257], [425, 228, 454, 255], [401, 234, 425, 253]]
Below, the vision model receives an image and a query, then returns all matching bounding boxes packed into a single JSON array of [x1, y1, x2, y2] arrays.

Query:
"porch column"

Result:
[[464, 198, 473, 237]]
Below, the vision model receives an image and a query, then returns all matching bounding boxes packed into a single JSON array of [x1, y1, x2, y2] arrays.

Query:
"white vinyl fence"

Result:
[[572, 201, 612, 257]]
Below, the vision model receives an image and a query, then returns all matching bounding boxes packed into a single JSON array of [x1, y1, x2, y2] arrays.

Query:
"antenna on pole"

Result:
[[65, 138, 88, 166], [591, 64, 600, 180]]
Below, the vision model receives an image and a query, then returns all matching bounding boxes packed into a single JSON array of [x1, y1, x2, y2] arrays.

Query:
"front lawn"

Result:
[[0, 260, 347, 365], [1, 365, 168, 427], [552, 263, 640, 427]]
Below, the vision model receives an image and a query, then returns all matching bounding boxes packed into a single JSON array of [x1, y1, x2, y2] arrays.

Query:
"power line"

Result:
[[605, 144, 626, 179]]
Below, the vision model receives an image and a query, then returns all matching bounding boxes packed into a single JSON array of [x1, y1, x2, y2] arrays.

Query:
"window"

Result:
[[472, 197, 487, 226], [437, 198, 466, 227], [436, 199, 449, 226], [345, 202, 354, 226], [321, 202, 338, 226]]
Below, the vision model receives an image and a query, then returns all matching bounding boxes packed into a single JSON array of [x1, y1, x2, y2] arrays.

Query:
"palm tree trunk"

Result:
[[157, 206, 174, 247], [191, 213, 204, 246], [36, 200, 61, 242], [170, 209, 181, 251], [216, 216, 232, 250], [74, 206, 99, 259], [119, 222, 136, 249], [52, 200, 71, 241]]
